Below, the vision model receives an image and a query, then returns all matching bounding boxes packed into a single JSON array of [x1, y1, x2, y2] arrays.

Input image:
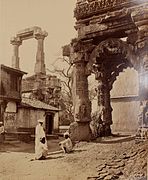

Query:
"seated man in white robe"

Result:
[[59, 132, 73, 153], [35, 137, 48, 160]]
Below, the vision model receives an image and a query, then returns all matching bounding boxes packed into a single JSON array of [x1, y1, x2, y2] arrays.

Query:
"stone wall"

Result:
[[16, 108, 45, 128], [110, 68, 139, 97], [0, 67, 21, 100], [4, 112, 17, 132], [110, 68, 139, 133], [111, 98, 139, 133]]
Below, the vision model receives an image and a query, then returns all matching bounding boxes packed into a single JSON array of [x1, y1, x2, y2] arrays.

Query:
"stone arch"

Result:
[[86, 38, 141, 91], [10, 26, 48, 74], [85, 38, 140, 136], [87, 38, 139, 74]]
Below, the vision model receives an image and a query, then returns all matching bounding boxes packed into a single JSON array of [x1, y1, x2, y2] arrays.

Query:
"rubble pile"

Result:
[[87, 141, 147, 180]]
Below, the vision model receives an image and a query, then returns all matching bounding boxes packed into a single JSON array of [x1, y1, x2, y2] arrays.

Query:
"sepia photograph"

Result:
[[0, 0, 148, 179]]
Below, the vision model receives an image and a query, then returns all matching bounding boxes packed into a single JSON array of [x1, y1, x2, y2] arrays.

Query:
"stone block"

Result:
[[69, 121, 92, 141]]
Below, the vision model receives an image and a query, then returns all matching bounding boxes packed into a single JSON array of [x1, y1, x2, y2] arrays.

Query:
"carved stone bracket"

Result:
[[131, 7, 148, 101]]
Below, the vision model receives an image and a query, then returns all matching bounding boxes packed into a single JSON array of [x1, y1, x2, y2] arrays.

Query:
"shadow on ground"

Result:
[[0, 138, 63, 154], [94, 134, 135, 144]]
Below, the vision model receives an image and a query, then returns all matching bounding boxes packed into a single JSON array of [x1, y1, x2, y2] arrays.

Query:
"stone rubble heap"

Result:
[[87, 141, 147, 180]]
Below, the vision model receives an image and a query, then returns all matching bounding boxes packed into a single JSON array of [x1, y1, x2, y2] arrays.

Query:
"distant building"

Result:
[[0, 64, 26, 123], [4, 97, 59, 134]]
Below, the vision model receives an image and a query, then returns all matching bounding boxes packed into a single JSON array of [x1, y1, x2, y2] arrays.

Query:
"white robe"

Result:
[[35, 124, 47, 159], [60, 138, 73, 153]]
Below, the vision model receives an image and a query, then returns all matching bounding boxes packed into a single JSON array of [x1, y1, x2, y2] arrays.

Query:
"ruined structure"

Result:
[[0, 26, 61, 139], [14, 27, 61, 108], [11, 26, 48, 74], [10, 26, 61, 108], [0, 65, 26, 123], [63, 0, 148, 141]]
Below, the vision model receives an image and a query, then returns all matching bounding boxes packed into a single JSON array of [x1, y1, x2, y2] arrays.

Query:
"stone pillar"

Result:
[[93, 63, 112, 136], [132, 8, 148, 131], [131, 7, 148, 100], [69, 44, 92, 141], [10, 37, 22, 69], [34, 30, 48, 75]]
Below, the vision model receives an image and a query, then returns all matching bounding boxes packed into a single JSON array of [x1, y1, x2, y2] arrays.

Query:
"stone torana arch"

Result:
[[64, 0, 148, 141], [87, 38, 138, 135], [10, 26, 48, 74]]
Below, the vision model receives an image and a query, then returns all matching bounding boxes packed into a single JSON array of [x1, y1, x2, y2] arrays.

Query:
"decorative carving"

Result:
[[10, 36, 22, 46], [74, 0, 131, 20], [70, 0, 148, 140], [34, 29, 48, 40]]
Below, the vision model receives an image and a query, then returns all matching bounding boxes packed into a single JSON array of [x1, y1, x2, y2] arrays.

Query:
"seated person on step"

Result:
[[35, 137, 48, 160], [59, 132, 73, 153]]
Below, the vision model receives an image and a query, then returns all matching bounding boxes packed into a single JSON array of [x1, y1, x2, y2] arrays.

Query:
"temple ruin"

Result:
[[10, 26, 48, 74], [10, 26, 61, 108], [63, 0, 148, 141], [0, 26, 61, 139]]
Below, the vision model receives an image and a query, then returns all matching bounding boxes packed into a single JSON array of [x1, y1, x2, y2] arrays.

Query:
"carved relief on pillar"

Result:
[[70, 38, 92, 124], [92, 61, 112, 129], [73, 61, 91, 122]]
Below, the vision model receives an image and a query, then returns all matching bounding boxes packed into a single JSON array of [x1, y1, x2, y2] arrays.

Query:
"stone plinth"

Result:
[[69, 122, 92, 141]]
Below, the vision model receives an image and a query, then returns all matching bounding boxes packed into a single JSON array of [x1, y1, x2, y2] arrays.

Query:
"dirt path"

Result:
[[0, 138, 147, 180]]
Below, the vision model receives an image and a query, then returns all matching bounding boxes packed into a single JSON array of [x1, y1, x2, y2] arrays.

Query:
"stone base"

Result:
[[104, 124, 112, 136], [69, 121, 92, 141]]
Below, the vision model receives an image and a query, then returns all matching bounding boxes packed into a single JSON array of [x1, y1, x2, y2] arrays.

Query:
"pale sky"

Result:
[[0, 0, 77, 75]]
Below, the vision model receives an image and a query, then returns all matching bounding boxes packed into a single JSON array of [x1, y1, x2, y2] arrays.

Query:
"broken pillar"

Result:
[[34, 29, 48, 75], [10, 37, 22, 69]]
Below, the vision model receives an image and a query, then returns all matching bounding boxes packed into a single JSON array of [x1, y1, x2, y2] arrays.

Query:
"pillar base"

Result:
[[69, 121, 92, 141], [103, 124, 112, 136]]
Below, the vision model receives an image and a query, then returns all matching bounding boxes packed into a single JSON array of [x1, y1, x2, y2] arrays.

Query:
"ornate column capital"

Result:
[[10, 36, 22, 46], [34, 29, 48, 40]]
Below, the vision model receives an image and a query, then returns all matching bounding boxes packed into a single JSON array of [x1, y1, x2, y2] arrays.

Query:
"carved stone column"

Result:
[[10, 37, 22, 69], [93, 63, 112, 136], [69, 42, 92, 141], [132, 7, 148, 100], [34, 30, 48, 75]]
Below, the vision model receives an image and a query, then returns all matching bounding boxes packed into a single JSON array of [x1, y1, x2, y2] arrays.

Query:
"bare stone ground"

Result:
[[0, 136, 147, 180]]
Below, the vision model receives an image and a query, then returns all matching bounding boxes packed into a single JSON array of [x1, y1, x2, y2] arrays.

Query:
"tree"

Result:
[[47, 54, 99, 126], [47, 56, 74, 125]]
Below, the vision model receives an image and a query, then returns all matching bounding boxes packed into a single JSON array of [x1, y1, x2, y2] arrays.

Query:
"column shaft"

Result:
[[10, 37, 21, 69]]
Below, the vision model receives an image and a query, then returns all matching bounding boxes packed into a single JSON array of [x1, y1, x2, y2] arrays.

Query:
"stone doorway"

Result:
[[45, 114, 53, 134]]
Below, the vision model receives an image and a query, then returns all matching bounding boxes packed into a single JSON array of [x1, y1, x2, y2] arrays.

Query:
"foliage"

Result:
[[47, 56, 74, 125]]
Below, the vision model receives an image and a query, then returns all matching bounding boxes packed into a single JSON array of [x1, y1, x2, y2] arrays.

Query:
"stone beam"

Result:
[[16, 26, 42, 40]]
